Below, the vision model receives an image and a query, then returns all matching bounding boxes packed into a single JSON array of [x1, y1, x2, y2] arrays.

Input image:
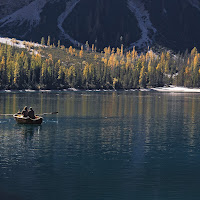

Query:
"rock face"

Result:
[[0, 0, 200, 51], [0, 0, 34, 18]]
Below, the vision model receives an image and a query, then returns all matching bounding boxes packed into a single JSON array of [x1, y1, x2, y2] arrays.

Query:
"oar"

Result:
[[39, 112, 58, 116], [0, 109, 21, 116], [0, 112, 58, 116], [0, 113, 16, 116]]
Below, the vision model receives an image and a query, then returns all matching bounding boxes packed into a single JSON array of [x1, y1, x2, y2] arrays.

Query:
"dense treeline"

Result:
[[0, 40, 200, 90]]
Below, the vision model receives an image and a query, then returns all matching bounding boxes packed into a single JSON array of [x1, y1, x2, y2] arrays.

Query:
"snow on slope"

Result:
[[0, 0, 157, 49], [0, 37, 26, 48], [0, 0, 47, 36], [0, 37, 42, 55], [57, 0, 81, 46], [127, 0, 157, 49]]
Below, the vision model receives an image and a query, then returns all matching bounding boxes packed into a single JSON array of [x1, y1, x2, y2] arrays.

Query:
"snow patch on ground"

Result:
[[0, 37, 42, 55], [140, 88, 152, 92], [188, 0, 200, 11], [67, 88, 79, 92], [127, 0, 157, 49], [152, 86, 200, 93], [57, 0, 82, 46], [0, 0, 47, 36], [0, 37, 26, 48]]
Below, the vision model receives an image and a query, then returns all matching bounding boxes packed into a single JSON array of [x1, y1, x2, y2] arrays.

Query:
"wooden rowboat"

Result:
[[13, 114, 43, 125]]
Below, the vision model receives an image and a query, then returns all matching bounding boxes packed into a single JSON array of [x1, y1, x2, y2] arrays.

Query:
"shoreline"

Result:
[[1, 86, 200, 93]]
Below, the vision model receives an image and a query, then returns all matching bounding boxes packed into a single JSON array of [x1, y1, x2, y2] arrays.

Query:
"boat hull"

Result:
[[13, 114, 43, 125]]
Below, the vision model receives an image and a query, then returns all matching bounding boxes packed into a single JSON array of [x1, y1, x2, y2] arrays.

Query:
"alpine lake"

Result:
[[0, 90, 200, 200]]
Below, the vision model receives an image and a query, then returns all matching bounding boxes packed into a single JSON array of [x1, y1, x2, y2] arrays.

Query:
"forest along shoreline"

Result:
[[1, 86, 200, 93], [0, 37, 200, 90]]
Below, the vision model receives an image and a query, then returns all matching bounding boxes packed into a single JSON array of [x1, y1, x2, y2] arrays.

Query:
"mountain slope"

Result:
[[146, 0, 200, 51], [0, 0, 200, 51], [0, 0, 34, 18], [63, 0, 141, 49]]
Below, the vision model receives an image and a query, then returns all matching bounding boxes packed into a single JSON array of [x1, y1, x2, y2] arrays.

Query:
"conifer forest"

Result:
[[0, 38, 199, 90]]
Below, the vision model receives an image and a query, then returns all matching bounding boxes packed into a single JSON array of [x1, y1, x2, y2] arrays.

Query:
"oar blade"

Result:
[[40, 112, 58, 116], [51, 112, 58, 115]]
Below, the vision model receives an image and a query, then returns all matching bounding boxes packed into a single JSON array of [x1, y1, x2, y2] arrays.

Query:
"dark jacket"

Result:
[[22, 110, 28, 117], [28, 110, 35, 119]]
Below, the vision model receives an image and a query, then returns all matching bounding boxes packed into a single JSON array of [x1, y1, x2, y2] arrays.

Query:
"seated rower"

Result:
[[28, 107, 35, 119], [22, 106, 28, 117]]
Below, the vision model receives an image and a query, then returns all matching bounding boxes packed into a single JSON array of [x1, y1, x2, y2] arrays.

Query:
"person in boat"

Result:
[[22, 106, 28, 117], [28, 107, 35, 119]]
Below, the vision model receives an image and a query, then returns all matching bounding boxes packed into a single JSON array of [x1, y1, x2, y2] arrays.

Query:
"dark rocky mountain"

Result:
[[0, 0, 200, 51]]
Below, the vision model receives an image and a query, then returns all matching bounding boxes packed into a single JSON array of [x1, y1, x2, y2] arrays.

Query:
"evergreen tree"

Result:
[[47, 36, 51, 46], [41, 37, 45, 46], [57, 40, 61, 48]]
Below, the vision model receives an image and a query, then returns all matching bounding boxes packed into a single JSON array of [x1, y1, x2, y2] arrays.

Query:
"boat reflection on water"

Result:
[[14, 124, 41, 142]]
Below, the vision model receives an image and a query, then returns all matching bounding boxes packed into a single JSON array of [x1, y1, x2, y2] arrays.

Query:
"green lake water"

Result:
[[0, 91, 200, 200]]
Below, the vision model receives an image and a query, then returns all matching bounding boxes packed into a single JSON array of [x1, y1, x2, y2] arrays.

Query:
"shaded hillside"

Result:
[[146, 0, 200, 51], [63, 0, 141, 49], [0, 0, 34, 18], [0, 0, 200, 51]]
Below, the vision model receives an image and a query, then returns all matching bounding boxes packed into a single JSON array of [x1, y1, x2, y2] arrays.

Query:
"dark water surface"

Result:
[[0, 91, 200, 200]]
